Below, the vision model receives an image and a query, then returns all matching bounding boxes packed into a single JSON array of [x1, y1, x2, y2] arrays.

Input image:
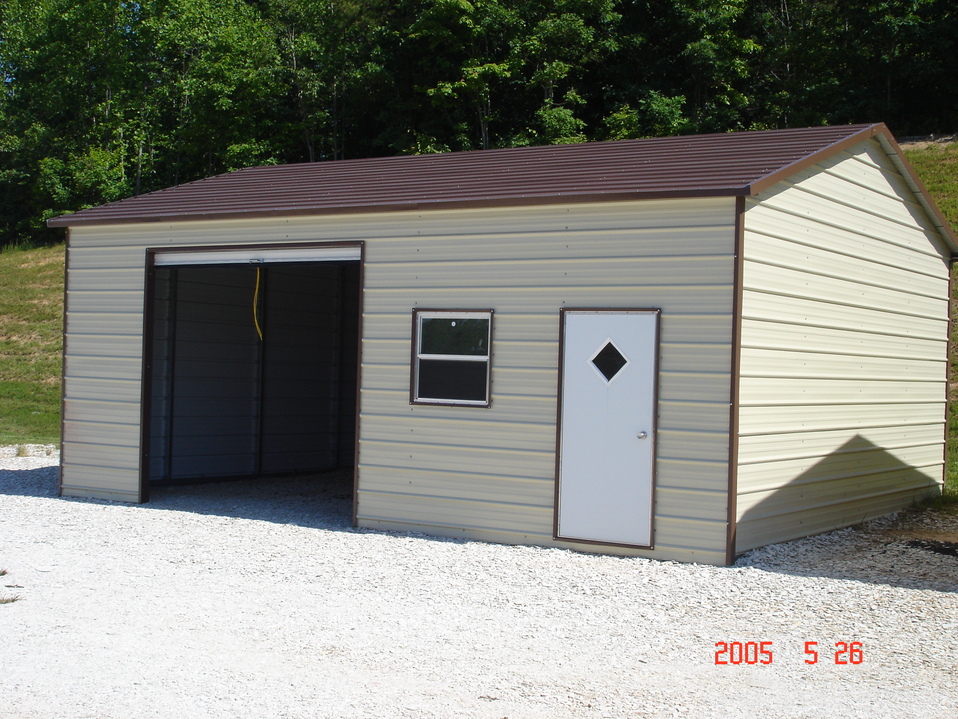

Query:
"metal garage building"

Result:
[[48, 123, 957, 565]]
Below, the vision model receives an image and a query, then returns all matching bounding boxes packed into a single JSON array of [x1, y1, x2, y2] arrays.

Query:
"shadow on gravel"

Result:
[[735, 434, 958, 593], [3, 461, 955, 590], [736, 512, 958, 594], [0, 462, 471, 546], [0, 465, 60, 498], [142, 471, 359, 532]]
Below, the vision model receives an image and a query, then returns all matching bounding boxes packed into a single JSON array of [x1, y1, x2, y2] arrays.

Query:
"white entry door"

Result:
[[556, 309, 659, 547]]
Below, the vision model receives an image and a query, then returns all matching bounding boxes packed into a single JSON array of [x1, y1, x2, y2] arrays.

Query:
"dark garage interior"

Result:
[[145, 261, 360, 486]]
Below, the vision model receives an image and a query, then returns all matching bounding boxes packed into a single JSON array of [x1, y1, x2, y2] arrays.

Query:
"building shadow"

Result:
[[0, 464, 60, 498], [735, 434, 956, 592], [144, 471, 357, 532], [0, 463, 474, 545]]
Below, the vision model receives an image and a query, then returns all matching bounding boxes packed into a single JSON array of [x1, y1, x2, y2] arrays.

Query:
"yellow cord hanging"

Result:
[[253, 267, 264, 341]]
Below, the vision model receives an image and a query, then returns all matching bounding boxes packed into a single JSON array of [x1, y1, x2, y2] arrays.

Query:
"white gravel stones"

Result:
[[1, 451, 956, 719]]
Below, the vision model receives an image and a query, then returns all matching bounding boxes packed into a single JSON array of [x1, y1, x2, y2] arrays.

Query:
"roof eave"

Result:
[[746, 122, 958, 257], [46, 186, 748, 228], [875, 131, 958, 256], [747, 123, 887, 196]]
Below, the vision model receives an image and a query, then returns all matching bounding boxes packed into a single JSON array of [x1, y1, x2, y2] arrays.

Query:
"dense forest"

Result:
[[1, 0, 955, 247]]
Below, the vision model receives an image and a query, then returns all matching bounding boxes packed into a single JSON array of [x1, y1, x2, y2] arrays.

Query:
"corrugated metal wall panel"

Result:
[[746, 230, 949, 294], [64, 356, 141, 381], [361, 389, 558, 425], [656, 488, 729, 521], [365, 256, 733, 289], [360, 465, 554, 505], [65, 377, 142, 403], [740, 377, 945, 405], [60, 465, 141, 501], [63, 197, 735, 562], [364, 286, 734, 315], [740, 318, 944, 359], [659, 401, 731, 433], [742, 206, 949, 278], [67, 198, 728, 246], [742, 290, 946, 339], [357, 199, 735, 563], [739, 424, 944, 464], [359, 439, 555, 479], [361, 415, 555, 451], [738, 402, 945, 435], [62, 420, 139, 446], [736, 139, 950, 553], [64, 290, 142, 314], [65, 334, 143, 356], [656, 430, 729, 462], [739, 348, 945, 381], [756, 177, 946, 257], [738, 443, 943, 492], [62, 398, 140, 425], [357, 490, 554, 534], [66, 246, 148, 270], [64, 312, 144, 335], [657, 458, 732, 487], [64, 441, 140, 470], [67, 268, 148, 292], [738, 483, 938, 551], [744, 261, 945, 318], [369, 227, 735, 263]]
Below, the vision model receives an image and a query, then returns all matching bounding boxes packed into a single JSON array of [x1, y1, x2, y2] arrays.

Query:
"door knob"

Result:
[[637, 431, 648, 440]]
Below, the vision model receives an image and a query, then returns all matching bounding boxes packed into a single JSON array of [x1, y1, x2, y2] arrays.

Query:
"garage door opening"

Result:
[[141, 246, 361, 509]]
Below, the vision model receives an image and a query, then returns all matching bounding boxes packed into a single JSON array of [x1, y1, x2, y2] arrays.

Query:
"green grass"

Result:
[[905, 141, 958, 505], [904, 143, 958, 229], [0, 243, 64, 445]]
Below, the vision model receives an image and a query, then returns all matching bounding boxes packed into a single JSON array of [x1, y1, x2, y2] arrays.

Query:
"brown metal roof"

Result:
[[45, 123, 957, 249]]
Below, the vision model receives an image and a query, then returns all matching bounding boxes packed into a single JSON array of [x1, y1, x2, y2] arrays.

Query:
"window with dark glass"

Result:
[[412, 310, 492, 406]]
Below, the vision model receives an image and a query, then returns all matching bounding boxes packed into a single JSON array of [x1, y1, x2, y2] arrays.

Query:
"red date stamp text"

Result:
[[714, 641, 863, 665]]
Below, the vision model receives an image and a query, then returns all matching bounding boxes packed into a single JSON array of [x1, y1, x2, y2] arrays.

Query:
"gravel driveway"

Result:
[[1, 451, 956, 719]]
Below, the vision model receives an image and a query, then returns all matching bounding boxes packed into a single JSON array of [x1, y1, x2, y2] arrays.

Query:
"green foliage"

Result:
[[0, 0, 956, 248], [0, 244, 64, 445], [603, 92, 688, 140]]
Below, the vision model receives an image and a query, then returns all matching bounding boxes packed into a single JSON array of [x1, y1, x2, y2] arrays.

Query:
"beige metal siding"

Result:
[[736, 139, 950, 552], [62, 198, 736, 564], [358, 198, 735, 564]]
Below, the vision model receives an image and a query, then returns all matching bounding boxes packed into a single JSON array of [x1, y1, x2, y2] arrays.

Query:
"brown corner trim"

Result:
[[137, 250, 158, 503], [58, 234, 71, 497], [726, 196, 747, 565], [351, 244, 366, 528], [944, 258, 956, 499]]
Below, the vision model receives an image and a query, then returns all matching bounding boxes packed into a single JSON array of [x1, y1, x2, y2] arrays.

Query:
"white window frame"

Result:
[[411, 309, 493, 407]]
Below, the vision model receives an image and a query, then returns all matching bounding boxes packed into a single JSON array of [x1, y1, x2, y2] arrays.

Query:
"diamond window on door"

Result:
[[591, 341, 629, 382]]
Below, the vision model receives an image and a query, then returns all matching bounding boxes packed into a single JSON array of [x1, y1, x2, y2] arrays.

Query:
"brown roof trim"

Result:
[[747, 123, 886, 195], [876, 130, 958, 253], [748, 122, 958, 254], [47, 186, 748, 227]]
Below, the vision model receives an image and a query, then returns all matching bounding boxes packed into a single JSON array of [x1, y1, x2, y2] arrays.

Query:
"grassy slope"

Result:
[[904, 142, 958, 500], [0, 244, 64, 444]]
